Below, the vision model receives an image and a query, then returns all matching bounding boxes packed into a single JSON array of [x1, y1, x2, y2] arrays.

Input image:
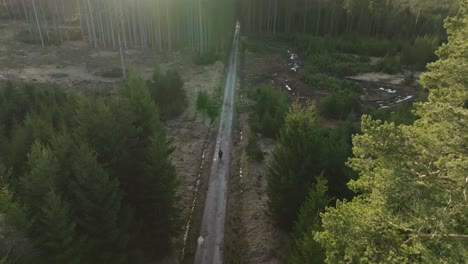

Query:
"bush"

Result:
[[196, 90, 219, 122], [375, 56, 402, 74], [193, 52, 219, 65], [302, 73, 362, 94], [246, 135, 264, 162], [251, 86, 289, 138], [16, 30, 62, 46], [295, 35, 403, 58], [305, 52, 373, 77], [147, 68, 187, 119], [319, 90, 361, 120], [401, 35, 439, 69]]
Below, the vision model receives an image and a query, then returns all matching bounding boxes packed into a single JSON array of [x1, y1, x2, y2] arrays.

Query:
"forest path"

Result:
[[193, 22, 240, 264]]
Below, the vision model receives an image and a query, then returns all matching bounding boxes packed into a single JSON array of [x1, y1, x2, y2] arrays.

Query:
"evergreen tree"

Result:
[[252, 86, 289, 138], [122, 74, 179, 258], [287, 176, 329, 264], [35, 189, 80, 264], [21, 141, 59, 230], [20, 142, 79, 263], [147, 68, 187, 119], [316, 4, 468, 262], [267, 102, 322, 230], [67, 143, 127, 263]]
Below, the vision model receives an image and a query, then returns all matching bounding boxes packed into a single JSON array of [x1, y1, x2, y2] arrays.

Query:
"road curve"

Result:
[[194, 22, 241, 264]]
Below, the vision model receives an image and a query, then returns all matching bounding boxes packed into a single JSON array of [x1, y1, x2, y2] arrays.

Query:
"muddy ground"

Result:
[[243, 47, 423, 110], [0, 20, 225, 264]]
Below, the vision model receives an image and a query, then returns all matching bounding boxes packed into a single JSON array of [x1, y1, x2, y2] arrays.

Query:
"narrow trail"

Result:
[[194, 22, 241, 264]]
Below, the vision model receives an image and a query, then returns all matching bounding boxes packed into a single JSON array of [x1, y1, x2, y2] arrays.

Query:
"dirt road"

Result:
[[193, 22, 240, 264]]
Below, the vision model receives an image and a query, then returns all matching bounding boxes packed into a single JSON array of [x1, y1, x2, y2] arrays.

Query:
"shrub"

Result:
[[401, 35, 439, 69], [193, 52, 219, 65], [16, 30, 62, 46], [302, 73, 362, 94], [251, 86, 289, 138], [319, 90, 361, 120], [305, 52, 373, 77], [375, 56, 402, 74], [147, 68, 187, 119], [246, 135, 264, 162], [196, 90, 219, 123]]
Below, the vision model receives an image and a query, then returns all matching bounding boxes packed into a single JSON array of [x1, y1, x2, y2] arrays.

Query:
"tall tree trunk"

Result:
[[76, 0, 85, 41], [32, 0, 45, 48], [119, 0, 127, 49], [97, 2, 106, 48], [86, 0, 97, 48], [316, 0, 322, 36], [303, 0, 308, 33]]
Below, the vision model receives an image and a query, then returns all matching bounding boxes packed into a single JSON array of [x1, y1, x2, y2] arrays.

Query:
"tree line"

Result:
[[0, 0, 235, 54], [239, 0, 459, 39], [0, 69, 188, 263]]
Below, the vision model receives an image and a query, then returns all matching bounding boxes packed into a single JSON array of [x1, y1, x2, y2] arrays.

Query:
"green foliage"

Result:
[[316, 5, 468, 262], [267, 102, 358, 231], [319, 90, 361, 120], [196, 90, 219, 122], [147, 68, 187, 120], [251, 86, 289, 138], [295, 35, 402, 58], [374, 55, 402, 74], [305, 52, 373, 77], [67, 143, 127, 263], [369, 98, 422, 126], [401, 35, 439, 69], [193, 52, 219, 65], [0, 73, 180, 261], [287, 177, 329, 264], [15, 28, 82, 46], [34, 190, 80, 264], [302, 73, 362, 94], [267, 103, 322, 230], [245, 135, 264, 162], [16, 30, 62, 46]]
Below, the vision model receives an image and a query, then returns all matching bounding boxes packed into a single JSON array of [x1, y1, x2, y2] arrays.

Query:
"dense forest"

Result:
[[0, 69, 188, 263], [239, 0, 459, 38], [0, 0, 235, 53]]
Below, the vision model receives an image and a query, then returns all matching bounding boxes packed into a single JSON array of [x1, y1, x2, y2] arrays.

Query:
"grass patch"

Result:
[[193, 52, 219, 65], [16, 29, 82, 46]]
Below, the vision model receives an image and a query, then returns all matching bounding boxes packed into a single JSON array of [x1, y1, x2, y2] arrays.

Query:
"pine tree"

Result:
[[35, 189, 80, 264], [316, 3, 468, 262], [267, 102, 323, 230], [121, 73, 179, 258], [67, 143, 127, 263], [21, 141, 59, 230], [287, 176, 329, 264], [20, 142, 79, 263]]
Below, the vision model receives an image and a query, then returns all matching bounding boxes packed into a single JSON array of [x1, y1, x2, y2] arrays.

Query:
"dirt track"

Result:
[[193, 22, 240, 264]]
